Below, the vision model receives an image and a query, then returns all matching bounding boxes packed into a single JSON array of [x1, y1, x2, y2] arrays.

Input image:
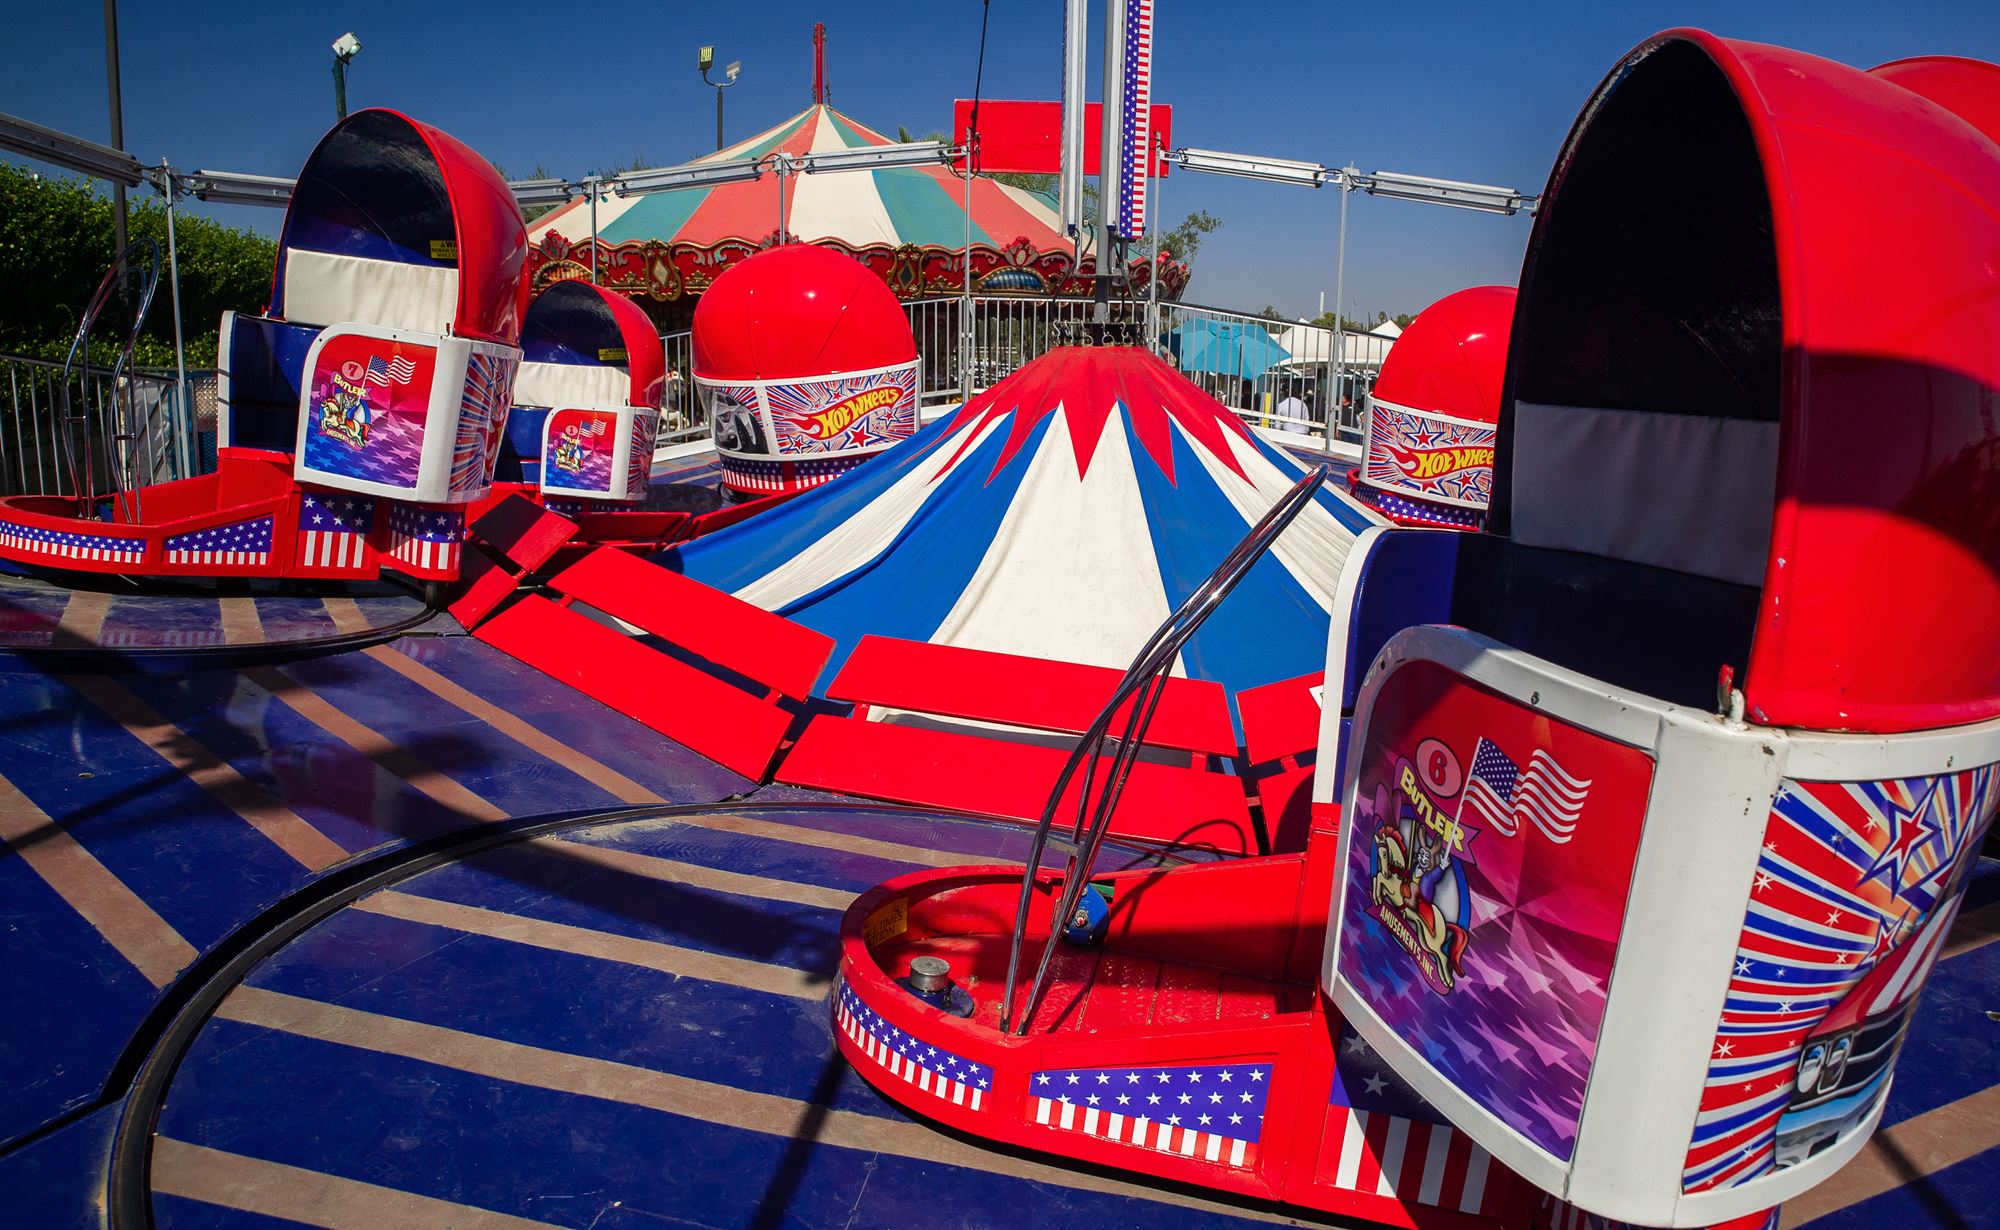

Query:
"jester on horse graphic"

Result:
[[316, 374, 374, 449], [1367, 761, 1474, 994], [551, 428, 585, 475]]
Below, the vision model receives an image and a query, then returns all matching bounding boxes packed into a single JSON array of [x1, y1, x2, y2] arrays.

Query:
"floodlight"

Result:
[[509, 178, 575, 208], [796, 141, 955, 175], [332, 32, 362, 61], [698, 46, 714, 71], [611, 155, 764, 197], [1168, 147, 1328, 188], [725, 60, 742, 82], [187, 169, 296, 206], [0, 110, 143, 187], [1360, 170, 1532, 215]]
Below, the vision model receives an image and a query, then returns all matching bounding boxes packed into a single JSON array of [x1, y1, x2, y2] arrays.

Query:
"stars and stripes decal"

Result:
[[1114, 0, 1155, 240], [164, 516, 273, 567], [833, 978, 989, 1109], [1457, 737, 1591, 844], [1323, 1024, 1500, 1216], [1683, 765, 1999, 1193], [451, 352, 517, 493], [0, 519, 146, 564], [297, 491, 376, 570], [1031, 1059, 1271, 1170], [720, 456, 862, 494], [387, 502, 463, 574]]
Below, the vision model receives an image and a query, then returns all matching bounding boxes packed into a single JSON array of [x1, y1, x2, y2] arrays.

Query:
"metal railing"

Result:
[[659, 330, 705, 442], [655, 296, 1394, 450], [898, 297, 1385, 440], [2, 352, 194, 498]]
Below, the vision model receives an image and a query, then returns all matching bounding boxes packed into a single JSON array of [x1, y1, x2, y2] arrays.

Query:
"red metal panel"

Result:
[[467, 494, 577, 574], [950, 100, 1174, 177], [1256, 766, 1317, 856], [774, 714, 1255, 853], [1237, 672, 1324, 765], [826, 634, 1238, 756], [475, 595, 788, 780], [549, 548, 835, 701]]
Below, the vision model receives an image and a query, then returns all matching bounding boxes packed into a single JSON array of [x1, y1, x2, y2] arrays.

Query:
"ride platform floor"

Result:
[[0, 624, 1994, 1230], [0, 568, 432, 655]]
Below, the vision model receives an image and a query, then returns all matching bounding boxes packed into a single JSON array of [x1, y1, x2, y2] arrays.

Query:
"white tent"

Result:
[[1274, 321, 1396, 371]]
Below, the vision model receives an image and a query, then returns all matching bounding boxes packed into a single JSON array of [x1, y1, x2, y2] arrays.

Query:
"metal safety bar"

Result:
[[60, 238, 162, 519], [998, 463, 1332, 1034]]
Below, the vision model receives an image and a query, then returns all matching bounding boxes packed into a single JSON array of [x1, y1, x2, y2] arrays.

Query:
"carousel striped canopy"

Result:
[[528, 104, 1069, 254]]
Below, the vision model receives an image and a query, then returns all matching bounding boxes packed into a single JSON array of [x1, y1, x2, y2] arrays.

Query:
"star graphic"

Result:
[[1363, 1074, 1388, 1095]]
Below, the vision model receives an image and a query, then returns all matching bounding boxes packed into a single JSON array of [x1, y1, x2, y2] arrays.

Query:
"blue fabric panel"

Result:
[[667, 410, 966, 593], [1245, 429, 1377, 533], [498, 406, 549, 481], [1342, 529, 1460, 709], [1129, 419, 1332, 716], [223, 314, 320, 452], [757, 415, 1047, 689]]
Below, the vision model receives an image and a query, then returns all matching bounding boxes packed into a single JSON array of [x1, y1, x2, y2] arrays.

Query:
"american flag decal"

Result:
[[0, 519, 146, 564], [386, 502, 463, 575], [1115, 0, 1155, 240], [1324, 1025, 1500, 1215], [1456, 737, 1590, 843], [366, 354, 416, 386], [164, 516, 273, 567], [1682, 766, 1999, 1193], [297, 491, 376, 570], [1032, 1059, 1270, 1169], [834, 978, 989, 1109]]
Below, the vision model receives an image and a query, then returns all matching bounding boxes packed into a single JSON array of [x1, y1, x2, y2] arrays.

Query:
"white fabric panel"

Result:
[[282, 250, 459, 333], [734, 416, 1005, 611], [1511, 402, 1776, 587], [790, 115, 901, 246], [1201, 425, 1377, 611], [513, 360, 629, 409], [928, 408, 1180, 672]]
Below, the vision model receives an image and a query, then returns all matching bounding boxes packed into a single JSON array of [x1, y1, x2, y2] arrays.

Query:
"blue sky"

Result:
[[6, 1, 1996, 319]]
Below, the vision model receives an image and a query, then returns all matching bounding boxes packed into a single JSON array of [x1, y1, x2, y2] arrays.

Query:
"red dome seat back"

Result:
[[504, 280, 666, 502], [216, 109, 531, 505]]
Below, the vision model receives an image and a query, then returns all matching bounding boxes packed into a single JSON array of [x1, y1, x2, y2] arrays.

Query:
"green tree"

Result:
[[0, 163, 277, 368]]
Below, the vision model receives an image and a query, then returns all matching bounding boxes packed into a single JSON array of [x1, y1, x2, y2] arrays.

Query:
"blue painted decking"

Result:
[[0, 613, 1994, 1229]]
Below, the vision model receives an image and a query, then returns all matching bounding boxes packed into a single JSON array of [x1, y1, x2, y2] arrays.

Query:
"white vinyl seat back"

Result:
[[1510, 402, 1778, 587], [512, 359, 631, 410], [280, 249, 460, 336]]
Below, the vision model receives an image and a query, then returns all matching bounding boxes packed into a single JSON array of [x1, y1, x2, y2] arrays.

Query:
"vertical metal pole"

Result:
[[588, 178, 600, 285], [162, 165, 191, 478], [778, 159, 790, 240], [716, 87, 725, 151], [103, 0, 126, 260], [1327, 170, 1351, 447], [960, 146, 974, 401], [1147, 151, 1160, 350], [1058, 0, 1088, 251]]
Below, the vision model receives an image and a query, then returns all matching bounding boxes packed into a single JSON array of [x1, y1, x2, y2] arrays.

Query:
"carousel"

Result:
[[521, 34, 1188, 322]]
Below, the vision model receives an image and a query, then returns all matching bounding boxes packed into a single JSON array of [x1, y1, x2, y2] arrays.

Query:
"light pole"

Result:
[[331, 32, 362, 121], [698, 47, 742, 151]]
